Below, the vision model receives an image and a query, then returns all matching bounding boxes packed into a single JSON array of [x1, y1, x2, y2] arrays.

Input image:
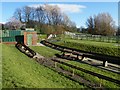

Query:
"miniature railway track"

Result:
[[41, 40, 120, 65], [15, 42, 36, 58], [51, 58, 120, 84], [15, 42, 120, 88]]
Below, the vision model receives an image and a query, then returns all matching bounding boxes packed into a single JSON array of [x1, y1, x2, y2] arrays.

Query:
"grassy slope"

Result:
[[58, 37, 119, 48], [0, 44, 2, 89], [30, 46, 61, 58], [37, 34, 47, 42], [53, 37, 119, 57], [30, 46, 120, 79], [2, 44, 84, 88], [54, 35, 118, 48], [30, 46, 120, 88]]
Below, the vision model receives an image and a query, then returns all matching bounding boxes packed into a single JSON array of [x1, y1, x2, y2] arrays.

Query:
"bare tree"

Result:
[[33, 6, 45, 33], [62, 13, 77, 31], [12, 4, 77, 33], [86, 16, 94, 34], [14, 8, 22, 22], [30, 7, 36, 21], [35, 6, 45, 24], [44, 4, 63, 25], [62, 13, 70, 26], [44, 4, 53, 25], [5, 17, 22, 30], [51, 5, 62, 25], [86, 13, 115, 36], [22, 6, 32, 23]]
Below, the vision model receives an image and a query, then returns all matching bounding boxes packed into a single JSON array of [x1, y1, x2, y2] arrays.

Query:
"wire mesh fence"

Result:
[[69, 34, 120, 43]]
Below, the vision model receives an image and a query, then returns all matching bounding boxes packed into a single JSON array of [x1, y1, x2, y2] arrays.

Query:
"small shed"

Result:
[[24, 31, 37, 46], [1, 30, 24, 44]]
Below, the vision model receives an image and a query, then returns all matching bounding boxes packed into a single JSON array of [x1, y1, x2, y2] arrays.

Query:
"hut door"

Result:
[[27, 34, 32, 46]]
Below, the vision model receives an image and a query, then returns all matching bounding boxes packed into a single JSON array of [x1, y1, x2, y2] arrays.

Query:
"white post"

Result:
[[103, 61, 108, 67], [55, 62, 57, 68]]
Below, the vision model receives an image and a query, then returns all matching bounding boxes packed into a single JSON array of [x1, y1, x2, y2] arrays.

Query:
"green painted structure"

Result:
[[0, 30, 37, 46], [1, 30, 24, 42], [27, 34, 32, 46]]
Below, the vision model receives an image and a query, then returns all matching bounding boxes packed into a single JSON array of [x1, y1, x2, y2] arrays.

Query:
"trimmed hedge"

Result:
[[54, 41, 120, 57]]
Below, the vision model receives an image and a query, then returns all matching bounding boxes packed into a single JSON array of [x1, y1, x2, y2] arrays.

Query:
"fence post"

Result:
[[62, 51, 65, 56], [77, 55, 79, 60], [72, 69, 74, 76], [108, 37, 110, 43], [55, 62, 57, 68], [103, 60, 108, 67], [99, 79, 102, 87]]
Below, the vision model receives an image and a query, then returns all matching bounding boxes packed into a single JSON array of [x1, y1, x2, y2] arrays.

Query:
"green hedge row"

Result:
[[54, 41, 120, 57]]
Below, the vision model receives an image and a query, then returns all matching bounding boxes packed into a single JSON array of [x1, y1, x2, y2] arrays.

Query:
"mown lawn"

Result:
[[52, 37, 119, 57], [37, 34, 47, 42], [30, 46, 61, 58], [52, 34, 119, 48], [2, 44, 84, 88], [0, 43, 2, 89], [56, 36, 119, 48], [30, 45, 120, 88]]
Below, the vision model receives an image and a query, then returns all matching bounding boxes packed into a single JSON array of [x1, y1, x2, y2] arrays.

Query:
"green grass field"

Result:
[[37, 34, 47, 42], [58, 35, 119, 48], [2, 44, 85, 88], [0, 44, 2, 89], [2, 40, 120, 88], [64, 33, 120, 43], [50, 35, 119, 57], [65, 39, 118, 48], [30, 46, 61, 58], [30, 45, 120, 88]]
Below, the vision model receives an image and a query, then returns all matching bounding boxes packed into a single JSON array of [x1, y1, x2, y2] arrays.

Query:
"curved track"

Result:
[[15, 42, 36, 58], [15, 42, 120, 87], [41, 40, 120, 65]]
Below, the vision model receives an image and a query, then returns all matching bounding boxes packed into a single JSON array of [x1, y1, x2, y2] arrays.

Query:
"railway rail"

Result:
[[51, 58, 120, 84], [15, 42, 120, 88], [15, 42, 36, 58], [41, 40, 120, 66]]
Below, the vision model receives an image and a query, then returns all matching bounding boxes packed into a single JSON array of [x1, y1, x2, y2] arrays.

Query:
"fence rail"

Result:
[[66, 33, 120, 43]]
